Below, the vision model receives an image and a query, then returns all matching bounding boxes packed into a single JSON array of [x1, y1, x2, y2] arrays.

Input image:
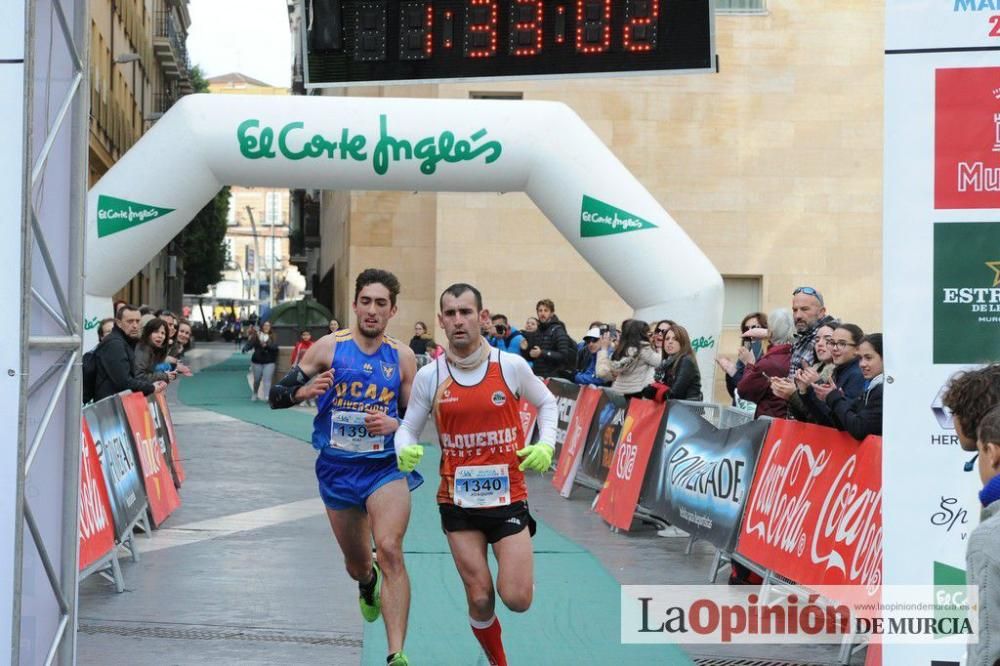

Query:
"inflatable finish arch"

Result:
[[85, 94, 723, 386]]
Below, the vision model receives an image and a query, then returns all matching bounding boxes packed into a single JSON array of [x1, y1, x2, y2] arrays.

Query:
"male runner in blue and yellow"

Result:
[[269, 268, 420, 666]]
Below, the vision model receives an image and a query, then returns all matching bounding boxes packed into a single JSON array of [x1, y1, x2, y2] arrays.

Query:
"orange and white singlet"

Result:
[[432, 357, 527, 506]]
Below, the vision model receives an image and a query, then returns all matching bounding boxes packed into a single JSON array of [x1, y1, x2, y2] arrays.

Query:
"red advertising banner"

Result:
[[735, 419, 882, 598], [154, 392, 185, 487], [517, 396, 538, 444], [79, 418, 116, 571], [120, 392, 181, 527], [935, 67, 1000, 209], [594, 399, 665, 530], [551, 386, 602, 497]]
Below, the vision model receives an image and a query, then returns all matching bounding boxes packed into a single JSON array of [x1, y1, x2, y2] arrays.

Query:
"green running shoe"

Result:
[[386, 652, 409, 666], [359, 562, 382, 622]]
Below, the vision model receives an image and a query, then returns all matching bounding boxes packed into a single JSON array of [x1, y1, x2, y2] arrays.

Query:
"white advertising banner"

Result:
[[884, 2, 1000, 664]]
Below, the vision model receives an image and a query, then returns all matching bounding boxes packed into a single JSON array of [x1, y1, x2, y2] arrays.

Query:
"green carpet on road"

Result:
[[179, 353, 691, 665]]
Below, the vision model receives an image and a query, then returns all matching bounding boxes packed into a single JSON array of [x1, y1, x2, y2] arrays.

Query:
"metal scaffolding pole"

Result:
[[8, 0, 88, 664]]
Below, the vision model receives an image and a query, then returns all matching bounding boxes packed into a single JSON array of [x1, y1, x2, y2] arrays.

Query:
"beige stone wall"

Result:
[[319, 2, 884, 399]]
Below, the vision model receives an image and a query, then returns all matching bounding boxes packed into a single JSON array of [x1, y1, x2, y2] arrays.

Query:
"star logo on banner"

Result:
[[987, 261, 1000, 286]]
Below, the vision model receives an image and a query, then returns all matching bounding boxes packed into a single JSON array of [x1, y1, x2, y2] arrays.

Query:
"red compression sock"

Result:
[[470, 615, 507, 666]]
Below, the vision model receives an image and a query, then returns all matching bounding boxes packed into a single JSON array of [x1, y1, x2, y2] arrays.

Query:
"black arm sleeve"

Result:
[[828, 387, 883, 440], [269, 365, 310, 409]]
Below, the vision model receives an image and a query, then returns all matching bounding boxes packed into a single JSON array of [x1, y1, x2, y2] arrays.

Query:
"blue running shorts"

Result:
[[315, 453, 424, 511]]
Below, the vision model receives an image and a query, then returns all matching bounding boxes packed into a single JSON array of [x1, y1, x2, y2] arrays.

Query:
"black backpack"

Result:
[[82, 338, 107, 404]]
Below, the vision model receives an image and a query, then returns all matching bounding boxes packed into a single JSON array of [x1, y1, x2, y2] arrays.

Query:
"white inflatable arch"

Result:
[[85, 94, 722, 386]]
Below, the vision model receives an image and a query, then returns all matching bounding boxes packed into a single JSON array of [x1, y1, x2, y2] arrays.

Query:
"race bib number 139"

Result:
[[330, 410, 383, 452]]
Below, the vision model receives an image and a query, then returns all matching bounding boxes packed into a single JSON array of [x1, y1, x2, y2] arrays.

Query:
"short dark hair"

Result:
[[116, 304, 139, 320], [354, 268, 401, 306], [536, 299, 555, 312], [942, 364, 1000, 441], [978, 404, 1000, 445], [440, 283, 483, 311], [97, 318, 115, 341], [491, 313, 508, 324]]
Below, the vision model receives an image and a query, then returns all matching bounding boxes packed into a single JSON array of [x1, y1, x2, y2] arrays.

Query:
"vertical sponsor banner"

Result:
[[152, 393, 185, 487], [577, 389, 628, 487], [546, 378, 581, 460], [734, 420, 883, 602], [517, 395, 539, 445], [884, 3, 995, 663], [638, 402, 770, 552], [551, 386, 603, 497], [594, 399, 665, 530], [83, 396, 148, 540], [79, 418, 115, 572], [120, 392, 181, 527]]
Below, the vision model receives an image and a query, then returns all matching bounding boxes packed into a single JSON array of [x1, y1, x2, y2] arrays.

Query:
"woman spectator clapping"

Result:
[[735, 309, 794, 418], [718, 312, 768, 405], [800, 323, 866, 427], [595, 319, 661, 399], [823, 333, 883, 439], [134, 318, 177, 384], [771, 322, 837, 421], [247, 320, 279, 401]]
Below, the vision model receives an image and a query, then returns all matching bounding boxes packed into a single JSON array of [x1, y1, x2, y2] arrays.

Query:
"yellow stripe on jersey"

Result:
[[334, 330, 352, 340], [383, 335, 400, 350]]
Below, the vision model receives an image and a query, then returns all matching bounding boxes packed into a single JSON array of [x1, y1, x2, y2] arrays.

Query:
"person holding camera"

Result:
[[735, 309, 795, 419], [717, 312, 768, 406], [486, 313, 525, 355], [596, 319, 661, 399]]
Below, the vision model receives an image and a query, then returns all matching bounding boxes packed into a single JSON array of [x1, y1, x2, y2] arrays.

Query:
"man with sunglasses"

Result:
[[788, 286, 836, 379]]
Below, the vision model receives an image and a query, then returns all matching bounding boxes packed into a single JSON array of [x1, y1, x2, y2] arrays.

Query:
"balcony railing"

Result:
[[153, 10, 190, 85]]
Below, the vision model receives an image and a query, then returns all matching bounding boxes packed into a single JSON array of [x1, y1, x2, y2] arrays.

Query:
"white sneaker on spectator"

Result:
[[658, 526, 689, 538]]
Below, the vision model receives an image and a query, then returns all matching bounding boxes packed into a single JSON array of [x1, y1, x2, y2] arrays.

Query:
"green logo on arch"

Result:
[[97, 195, 175, 238], [580, 195, 656, 237]]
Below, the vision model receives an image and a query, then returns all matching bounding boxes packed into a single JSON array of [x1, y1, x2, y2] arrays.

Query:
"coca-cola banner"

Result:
[[83, 395, 148, 540], [79, 418, 115, 572], [552, 386, 603, 497], [151, 392, 185, 488], [577, 389, 628, 488], [594, 399, 665, 530], [121, 392, 181, 528], [547, 378, 581, 460], [735, 419, 883, 598], [638, 402, 770, 552]]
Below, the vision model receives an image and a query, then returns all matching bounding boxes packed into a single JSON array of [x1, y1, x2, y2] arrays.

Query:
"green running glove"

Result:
[[397, 444, 424, 473], [516, 442, 554, 473]]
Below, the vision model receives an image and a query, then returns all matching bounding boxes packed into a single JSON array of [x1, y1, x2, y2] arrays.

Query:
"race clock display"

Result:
[[305, 0, 714, 86]]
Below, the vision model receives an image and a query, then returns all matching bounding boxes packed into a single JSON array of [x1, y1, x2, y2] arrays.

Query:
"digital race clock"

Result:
[[303, 0, 715, 87]]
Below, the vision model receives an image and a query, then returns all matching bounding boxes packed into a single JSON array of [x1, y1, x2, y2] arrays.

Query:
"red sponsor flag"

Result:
[[517, 396, 538, 443], [735, 419, 882, 601], [79, 418, 116, 571], [155, 392, 185, 487], [120, 392, 181, 527], [594, 399, 665, 530], [551, 386, 602, 496], [935, 67, 1000, 209]]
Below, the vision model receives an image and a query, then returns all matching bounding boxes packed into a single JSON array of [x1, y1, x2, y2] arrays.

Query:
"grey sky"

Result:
[[187, 0, 292, 88]]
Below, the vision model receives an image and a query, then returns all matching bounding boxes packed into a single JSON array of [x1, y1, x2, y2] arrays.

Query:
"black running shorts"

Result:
[[439, 500, 537, 544]]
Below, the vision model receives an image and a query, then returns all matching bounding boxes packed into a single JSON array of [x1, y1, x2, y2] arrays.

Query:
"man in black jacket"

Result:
[[526, 299, 575, 379], [93, 304, 166, 402]]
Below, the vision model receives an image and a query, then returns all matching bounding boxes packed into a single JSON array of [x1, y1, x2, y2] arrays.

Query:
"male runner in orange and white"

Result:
[[393, 283, 557, 666]]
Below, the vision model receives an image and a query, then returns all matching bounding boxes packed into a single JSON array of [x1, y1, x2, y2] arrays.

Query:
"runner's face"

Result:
[[353, 283, 396, 339], [438, 291, 481, 351]]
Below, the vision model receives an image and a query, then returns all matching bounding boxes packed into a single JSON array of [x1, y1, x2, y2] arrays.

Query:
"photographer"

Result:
[[717, 312, 768, 406], [486, 313, 525, 354]]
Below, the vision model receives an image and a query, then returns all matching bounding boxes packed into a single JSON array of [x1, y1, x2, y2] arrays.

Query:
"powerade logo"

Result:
[[580, 195, 657, 237], [96, 195, 175, 238]]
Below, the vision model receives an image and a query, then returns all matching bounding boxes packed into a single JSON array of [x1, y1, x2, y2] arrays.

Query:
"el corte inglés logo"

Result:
[[96, 195, 175, 238], [579, 195, 657, 237]]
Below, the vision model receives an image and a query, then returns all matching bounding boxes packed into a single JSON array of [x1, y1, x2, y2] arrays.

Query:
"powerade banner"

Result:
[[121, 392, 181, 527], [151, 392, 185, 487], [594, 399, 665, 530], [577, 389, 629, 488], [552, 386, 603, 497], [735, 419, 882, 601], [547, 379, 581, 460], [79, 418, 115, 572], [83, 395, 148, 540], [638, 402, 770, 552]]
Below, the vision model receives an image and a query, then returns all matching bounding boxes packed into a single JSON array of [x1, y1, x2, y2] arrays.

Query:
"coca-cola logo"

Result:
[[743, 439, 829, 556], [811, 455, 883, 593], [79, 434, 110, 540]]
